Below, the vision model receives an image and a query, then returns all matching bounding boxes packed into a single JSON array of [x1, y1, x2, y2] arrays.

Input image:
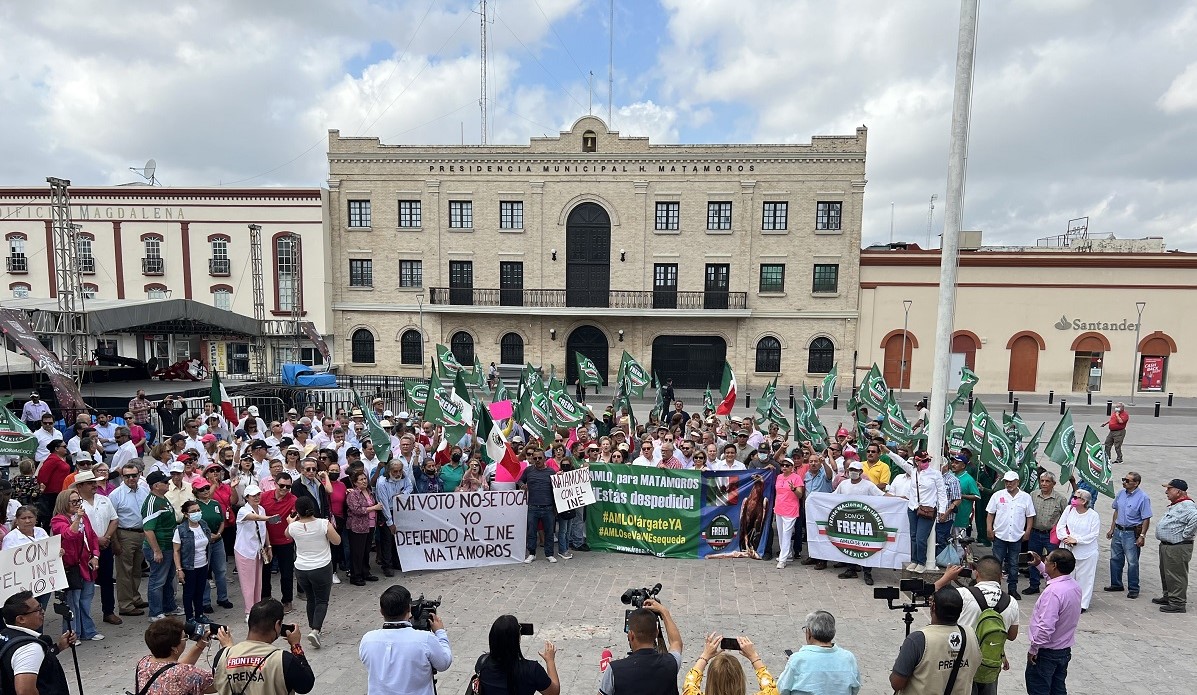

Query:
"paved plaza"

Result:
[[68, 413, 1192, 694]]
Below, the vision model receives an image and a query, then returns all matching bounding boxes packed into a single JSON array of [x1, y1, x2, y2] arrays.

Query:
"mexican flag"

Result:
[[811, 364, 838, 409], [210, 371, 237, 422], [715, 361, 737, 415], [1075, 425, 1116, 498], [575, 352, 603, 388], [1043, 411, 1078, 483], [478, 403, 521, 481], [355, 391, 393, 463]]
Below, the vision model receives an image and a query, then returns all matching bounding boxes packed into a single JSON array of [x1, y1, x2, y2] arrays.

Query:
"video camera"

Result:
[[874, 578, 935, 637], [620, 583, 662, 609], [183, 619, 226, 641], [410, 594, 442, 631]]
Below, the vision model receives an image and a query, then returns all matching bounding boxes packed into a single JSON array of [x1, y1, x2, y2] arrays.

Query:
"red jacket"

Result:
[[1109, 411, 1129, 431], [261, 492, 296, 546], [51, 513, 100, 582], [37, 454, 71, 495]]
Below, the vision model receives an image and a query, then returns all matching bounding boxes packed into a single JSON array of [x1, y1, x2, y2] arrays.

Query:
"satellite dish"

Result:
[[144, 159, 157, 184]]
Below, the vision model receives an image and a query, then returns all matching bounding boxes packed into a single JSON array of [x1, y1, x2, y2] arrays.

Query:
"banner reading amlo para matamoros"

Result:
[[585, 464, 776, 560]]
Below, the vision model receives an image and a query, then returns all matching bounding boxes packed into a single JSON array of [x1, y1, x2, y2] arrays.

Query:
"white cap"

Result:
[[244, 485, 262, 496], [379, 420, 393, 428], [848, 461, 864, 471], [247, 406, 260, 416], [397, 411, 410, 420], [169, 462, 185, 473], [1002, 470, 1021, 482], [383, 410, 394, 418]]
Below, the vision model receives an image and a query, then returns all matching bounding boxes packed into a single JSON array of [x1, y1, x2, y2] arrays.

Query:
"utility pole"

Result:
[[480, 0, 488, 145], [925, 0, 979, 568]]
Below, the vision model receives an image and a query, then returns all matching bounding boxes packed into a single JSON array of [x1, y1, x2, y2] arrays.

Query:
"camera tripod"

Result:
[[53, 593, 85, 695]]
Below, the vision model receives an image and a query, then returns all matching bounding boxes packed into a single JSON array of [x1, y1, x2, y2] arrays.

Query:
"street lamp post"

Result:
[[417, 294, 426, 380], [1130, 301, 1145, 405], [900, 300, 913, 394]]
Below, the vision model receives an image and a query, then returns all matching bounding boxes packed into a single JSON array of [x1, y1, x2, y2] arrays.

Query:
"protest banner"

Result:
[[393, 490, 528, 571], [804, 492, 911, 569], [0, 536, 66, 601], [585, 464, 775, 560], [551, 467, 596, 513]]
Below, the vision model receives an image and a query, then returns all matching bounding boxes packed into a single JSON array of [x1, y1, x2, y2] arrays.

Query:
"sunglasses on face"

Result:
[[277, 484, 291, 489], [304, 467, 316, 472], [1122, 478, 1134, 483]]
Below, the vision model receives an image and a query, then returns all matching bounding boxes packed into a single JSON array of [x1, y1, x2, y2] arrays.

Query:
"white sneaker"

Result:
[[149, 614, 166, 622], [307, 631, 321, 649], [913, 564, 926, 574], [89, 634, 105, 641], [524, 554, 535, 564], [331, 573, 341, 585], [776, 560, 786, 570], [904, 562, 917, 572], [168, 608, 186, 616], [547, 555, 558, 563]]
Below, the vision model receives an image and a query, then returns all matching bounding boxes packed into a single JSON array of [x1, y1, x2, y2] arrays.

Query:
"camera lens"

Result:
[[620, 589, 637, 605]]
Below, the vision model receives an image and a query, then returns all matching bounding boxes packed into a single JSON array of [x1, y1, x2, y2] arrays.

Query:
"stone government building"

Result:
[[327, 116, 865, 390]]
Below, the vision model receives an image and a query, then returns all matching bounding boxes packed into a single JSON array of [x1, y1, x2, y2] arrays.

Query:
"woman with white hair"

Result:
[[1055, 487, 1101, 612], [776, 611, 861, 695]]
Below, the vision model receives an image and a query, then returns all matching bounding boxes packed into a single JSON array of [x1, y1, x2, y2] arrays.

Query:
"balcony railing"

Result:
[[142, 257, 164, 275], [6, 256, 27, 273], [428, 287, 747, 310], [209, 258, 231, 275], [79, 257, 95, 274]]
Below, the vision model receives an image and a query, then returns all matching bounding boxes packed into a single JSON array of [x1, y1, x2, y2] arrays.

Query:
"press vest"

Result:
[[214, 641, 287, 695], [608, 648, 679, 695], [901, 624, 980, 695]]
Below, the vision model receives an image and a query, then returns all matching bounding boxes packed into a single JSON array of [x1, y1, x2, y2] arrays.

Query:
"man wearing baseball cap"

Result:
[[1155, 479, 1197, 613], [834, 461, 884, 585], [986, 470, 1036, 599]]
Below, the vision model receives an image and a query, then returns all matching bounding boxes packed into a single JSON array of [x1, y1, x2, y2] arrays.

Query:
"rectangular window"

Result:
[[398, 200, 422, 228], [704, 263, 730, 309], [762, 202, 788, 231], [348, 200, 372, 228], [210, 239, 230, 275], [655, 202, 680, 231], [6, 238, 26, 273], [813, 264, 840, 293], [277, 237, 297, 311], [499, 261, 523, 306], [707, 202, 733, 230], [399, 260, 423, 288], [449, 201, 473, 229], [759, 263, 786, 293], [11, 285, 29, 299], [816, 201, 843, 231], [499, 201, 524, 229], [213, 290, 232, 311], [349, 259, 373, 287], [76, 238, 95, 273], [143, 238, 163, 274], [448, 260, 473, 305], [147, 288, 167, 300], [653, 263, 679, 309]]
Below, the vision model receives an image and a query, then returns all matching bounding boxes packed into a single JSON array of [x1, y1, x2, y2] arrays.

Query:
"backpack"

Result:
[[0, 632, 48, 695], [967, 586, 1011, 685]]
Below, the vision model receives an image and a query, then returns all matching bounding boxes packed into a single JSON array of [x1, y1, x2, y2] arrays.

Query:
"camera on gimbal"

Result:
[[410, 594, 442, 631]]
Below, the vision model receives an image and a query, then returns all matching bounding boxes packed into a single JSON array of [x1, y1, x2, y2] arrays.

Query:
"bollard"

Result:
[[1086, 392, 1092, 405], [1155, 402, 1161, 418], [968, 395, 974, 413], [1106, 400, 1112, 416], [789, 384, 795, 410], [1048, 390, 1054, 404], [745, 392, 751, 408], [1060, 399, 1067, 415], [1013, 398, 1019, 414], [833, 395, 839, 410], [1008, 391, 1014, 403], [1168, 392, 1174, 407]]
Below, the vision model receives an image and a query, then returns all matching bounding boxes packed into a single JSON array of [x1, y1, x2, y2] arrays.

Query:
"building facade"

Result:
[[0, 186, 331, 375], [859, 243, 1194, 395], [327, 116, 865, 389]]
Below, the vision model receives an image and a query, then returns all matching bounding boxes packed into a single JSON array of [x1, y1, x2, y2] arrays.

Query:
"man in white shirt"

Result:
[[0, 591, 74, 693], [264, 421, 284, 458], [986, 470, 1036, 600], [238, 405, 267, 437], [180, 419, 209, 468], [631, 441, 657, 467], [92, 412, 119, 458], [834, 461, 884, 586], [75, 469, 121, 627], [110, 427, 141, 473], [311, 418, 336, 449], [33, 414, 59, 463], [711, 444, 747, 471], [359, 585, 451, 695]]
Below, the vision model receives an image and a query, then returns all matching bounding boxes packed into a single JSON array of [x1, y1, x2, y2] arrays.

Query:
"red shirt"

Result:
[[260, 492, 296, 546], [211, 483, 235, 523], [328, 480, 348, 518], [37, 454, 71, 495], [1109, 411, 1129, 431]]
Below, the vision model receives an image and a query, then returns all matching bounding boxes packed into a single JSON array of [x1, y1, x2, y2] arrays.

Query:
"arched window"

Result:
[[400, 329, 422, 365], [351, 329, 375, 364], [755, 337, 781, 373], [500, 333, 524, 365], [451, 331, 475, 365], [808, 337, 835, 374], [582, 130, 597, 152]]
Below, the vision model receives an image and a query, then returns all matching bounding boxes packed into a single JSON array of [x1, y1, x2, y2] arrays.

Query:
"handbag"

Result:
[[127, 661, 177, 695], [915, 470, 937, 519], [64, 564, 84, 591], [467, 654, 489, 694]]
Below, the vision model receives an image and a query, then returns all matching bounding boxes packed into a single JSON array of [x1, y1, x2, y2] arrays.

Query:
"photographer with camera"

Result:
[[472, 615, 560, 695], [359, 585, 451, 695], [888, 588, 980, 695], [136, 617, 231, 694], [0, 590, 74, 695], [211, 598, 315, 695], [682, 632, 778, 695], [600, 597, 683, 695], [933, 557, 1020, 695]]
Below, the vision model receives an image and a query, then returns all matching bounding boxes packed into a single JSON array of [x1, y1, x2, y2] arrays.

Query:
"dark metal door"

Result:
[[704, 264, 730, 309], [500, 261, 523, 307], [449, 261, 473, 305], [566, 203, 610, 308], [651, 335, 727, 389], [566, 325, 609, 386], [653, 264, 678, 309]]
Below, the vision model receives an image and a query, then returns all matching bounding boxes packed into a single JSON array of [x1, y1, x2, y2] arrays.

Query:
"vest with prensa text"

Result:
[[901, 624, 980, 695], [214, 641, 287, 695], [608, 648, 679, 695]]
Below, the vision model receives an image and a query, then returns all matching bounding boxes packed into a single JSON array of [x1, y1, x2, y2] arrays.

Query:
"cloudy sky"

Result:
[[3, 0, 1196, 248]]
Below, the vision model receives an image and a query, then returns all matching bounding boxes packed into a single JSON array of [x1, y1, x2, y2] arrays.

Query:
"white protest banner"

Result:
[[393, 490, 528, 571], [0, 536, 66, 601], [804, 492, 910, 569], [551, 467, 596, 513]]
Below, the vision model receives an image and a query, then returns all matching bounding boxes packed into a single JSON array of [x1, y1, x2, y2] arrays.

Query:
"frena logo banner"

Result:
[[805, 492, 911, 568], [584, 464, 776, 560]]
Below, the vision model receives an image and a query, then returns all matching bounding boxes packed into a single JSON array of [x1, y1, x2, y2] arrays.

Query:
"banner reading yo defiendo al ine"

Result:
[[585, 464, 776, 560]]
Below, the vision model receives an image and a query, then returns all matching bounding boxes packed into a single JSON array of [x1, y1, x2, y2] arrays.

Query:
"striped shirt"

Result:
[[1155, 498, 1197, 545]]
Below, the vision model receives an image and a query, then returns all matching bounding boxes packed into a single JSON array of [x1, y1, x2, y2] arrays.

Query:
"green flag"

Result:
[[436, 344, 463, 378], [0, 396, 37, 458], [963, 400, 991, 454], [811, 364, 838, 409], [547, 377, 585, 427], [754, 377, 790, 432], [649, 372, 665, 423], [979, 418, 1015, 475], [519, 375, 555, 441], [858, 364, 889, 411], [1044, 411, 1078, 482], [1017, 423, 1045, 493], [471, 355, 488, 392], [1003, 411, 1031, 441], [616, 351, 650, 397], [354, 391, 393, 463], [1075, 426, 1116, 498], [405, 379, 430, 415], [703, 384, 715, 413], [879, 390, 913, 442], [425, 371, 468, 439], [574, 352, 603, 388], [493, 379, 510, 405]]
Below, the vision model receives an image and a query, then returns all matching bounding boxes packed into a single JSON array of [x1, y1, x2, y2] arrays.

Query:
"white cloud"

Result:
[[612, 101, 678, 142], [1158, 62, 1197, 114]]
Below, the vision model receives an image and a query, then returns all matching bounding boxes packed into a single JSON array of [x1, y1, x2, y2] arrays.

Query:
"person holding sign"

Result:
[[50, 489, 102, 640]]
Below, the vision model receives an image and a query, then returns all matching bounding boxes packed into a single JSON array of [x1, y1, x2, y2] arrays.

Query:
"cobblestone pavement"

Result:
[[71, 415, 1192, 694]]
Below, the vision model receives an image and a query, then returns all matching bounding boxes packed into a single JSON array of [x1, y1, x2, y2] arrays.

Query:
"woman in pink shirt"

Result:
[[324, 461, 349, 574], [51, 489, 102, 639], [774, 458, 804, 569]]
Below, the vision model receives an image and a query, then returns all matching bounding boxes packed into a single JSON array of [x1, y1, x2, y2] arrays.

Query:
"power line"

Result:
[[355, 0, 441, 134], [529, 0, 590, 83], [494, 11, 587, 112]]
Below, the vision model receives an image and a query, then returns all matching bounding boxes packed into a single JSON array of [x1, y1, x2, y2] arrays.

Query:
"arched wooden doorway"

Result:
[[1006, 331, 1045, 392], [565, 203, 611, 308], [566, 325, 609, 386], [881, 330, 917, 389], [1071, 332, 1110, 392]]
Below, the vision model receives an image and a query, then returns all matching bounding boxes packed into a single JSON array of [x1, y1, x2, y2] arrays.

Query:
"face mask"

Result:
[[849, 471, 862, 480], [451, 453, 462, 463], [1071, 498, 1085, 509], [188, 512, 203, 523]]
